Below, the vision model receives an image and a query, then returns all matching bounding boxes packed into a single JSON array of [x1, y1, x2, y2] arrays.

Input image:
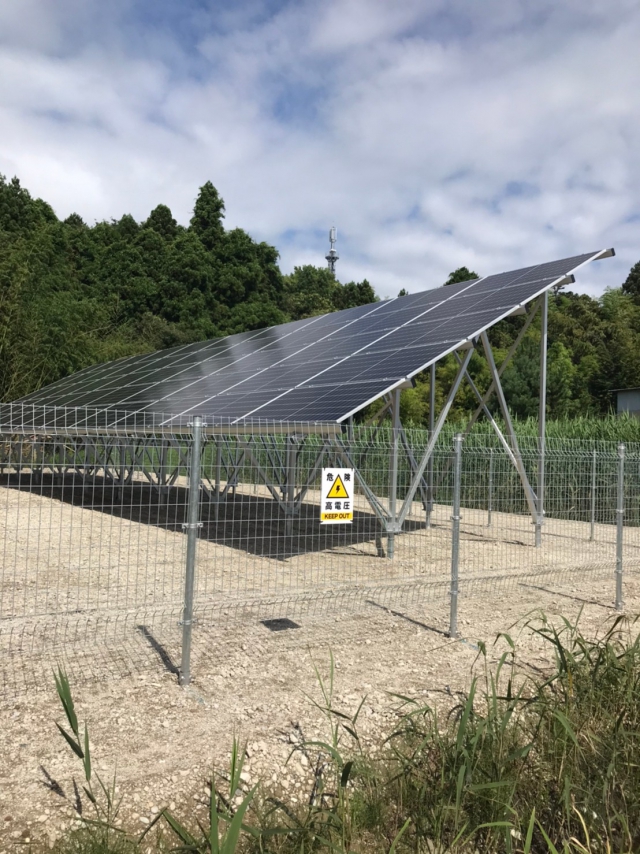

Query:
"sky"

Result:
[[0, 0, 638, 299]]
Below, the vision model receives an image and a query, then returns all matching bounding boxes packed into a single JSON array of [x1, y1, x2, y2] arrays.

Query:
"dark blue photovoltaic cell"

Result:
[[13, 251, 609, 427]]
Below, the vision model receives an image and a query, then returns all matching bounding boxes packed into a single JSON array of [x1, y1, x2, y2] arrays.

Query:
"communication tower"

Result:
[[326, 226, 339, 274]]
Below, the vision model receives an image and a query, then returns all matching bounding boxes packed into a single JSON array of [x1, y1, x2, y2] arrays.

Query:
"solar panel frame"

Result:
[[12, 249, 613, 429]]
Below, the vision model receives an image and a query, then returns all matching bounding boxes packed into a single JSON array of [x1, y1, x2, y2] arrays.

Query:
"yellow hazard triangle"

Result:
[[326, 475, 348, 499]]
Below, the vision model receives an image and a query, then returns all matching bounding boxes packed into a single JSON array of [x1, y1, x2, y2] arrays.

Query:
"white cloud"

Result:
[[0, 0, 637, 298]]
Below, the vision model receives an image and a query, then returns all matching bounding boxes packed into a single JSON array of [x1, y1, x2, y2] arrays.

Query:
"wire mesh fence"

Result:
[[1, 405, 638, 690]]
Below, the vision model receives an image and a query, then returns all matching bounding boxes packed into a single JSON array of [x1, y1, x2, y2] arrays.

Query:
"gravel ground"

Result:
[[0, 572, 638, 851], [1, 475, 640, 850]]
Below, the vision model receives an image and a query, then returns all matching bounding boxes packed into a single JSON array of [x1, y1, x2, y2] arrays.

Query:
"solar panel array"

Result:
[[10, 250, 611, 430]]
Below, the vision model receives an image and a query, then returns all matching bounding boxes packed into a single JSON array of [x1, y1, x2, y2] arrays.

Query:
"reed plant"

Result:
[[368, 612, 640, 852], [251, 613, 640, 853], [51, 613, 640, 853], [52, 668, 134, 854]]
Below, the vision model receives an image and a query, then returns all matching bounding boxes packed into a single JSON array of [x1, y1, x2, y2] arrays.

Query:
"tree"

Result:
[[64, 213, 86, 228], [145, 204, 179, 240], [333, 278, 377, 311], [0, 174, 56, 233], [281, 266, 376, 320], [189, 182, 225, 251], [622, 260, 640, 302], [444, 266, 479, 286], [497, 337, 540, 418], [598, 288, 640, 402], [547, 342, 576, 416]]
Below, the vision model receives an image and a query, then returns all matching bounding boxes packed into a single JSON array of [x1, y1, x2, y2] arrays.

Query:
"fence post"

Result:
[[448, 433, 463, 638], [213, 440, 223, 519], [590, 447, 597, 541], [426, 362, 436, 528], [487, 447, 493, 527], [285, 435, 298, 537], [616, 442, 625, 612], [387, 387, 401, 559], [180, 415, 204, 686]]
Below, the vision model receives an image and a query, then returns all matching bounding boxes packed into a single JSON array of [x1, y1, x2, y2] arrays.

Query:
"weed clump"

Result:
[[252, 614, 640, 853], [50, 613, 640, 853]]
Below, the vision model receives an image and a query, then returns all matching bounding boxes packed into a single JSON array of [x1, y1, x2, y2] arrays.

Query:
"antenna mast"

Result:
[[326, 226, 339, 275]]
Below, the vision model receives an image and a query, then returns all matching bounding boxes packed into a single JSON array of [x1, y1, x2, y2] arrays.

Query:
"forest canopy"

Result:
[[0, 176, 374, 401], [0, 174, 638, 424]]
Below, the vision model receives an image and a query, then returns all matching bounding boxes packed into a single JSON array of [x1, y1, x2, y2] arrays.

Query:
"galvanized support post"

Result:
[[487, 448, 493, 527], [448, 433, 463, 638], [158, 439, 168, 506], [590, 448, 597, 541], [33, 439, 42, 486], [616, 442, 625, 611], [82, 438, 94, 500], [480, 332, 538, 523], [398, 347, 475, 528], [535, 291, 548, 548], [180, 416, 203, 687], [399, 424, 430, 510], [230, 444, 239, 497], [253, 438, 258, 494], [213, 440, 222, 521], [426, 362, 436, 528], [461, 302, 540, 441], [114, 443, 125, 502], [387, 387, 401, 559], [54, 440, 63, 486], [285, 436, 298, 537]]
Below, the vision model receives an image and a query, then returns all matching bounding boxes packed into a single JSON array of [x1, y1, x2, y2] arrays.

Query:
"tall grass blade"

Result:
[[455, 679, 477, 756], [220, 786, 256, 854], [553, 709, 578, 746], [161, 808, 199, 847], [209, 774, 220, 854], [83, 722, 92, 783], [536, 820, 561, 854], [340, 760, 354, 789], [388, 818, 411, 854], [55, 722, 84, 759], [54, 667, 79, 736], [523, 808, 536, 854]]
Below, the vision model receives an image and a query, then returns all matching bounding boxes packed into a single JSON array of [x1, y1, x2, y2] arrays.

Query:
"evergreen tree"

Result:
[[189, 182, 225, 251], [145, 204, 179, 240], [282, 266, 376, 320], [443, 266, 479, 286], [622, 260, 640, 302], [547, 342, 576, 416]]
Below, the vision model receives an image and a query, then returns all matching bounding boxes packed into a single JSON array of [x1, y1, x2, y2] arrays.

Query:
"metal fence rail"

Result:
[[1, 411, 638, 689]]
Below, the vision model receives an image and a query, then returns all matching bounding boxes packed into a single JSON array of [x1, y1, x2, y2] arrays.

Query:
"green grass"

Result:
[[435, 412, 640, 445], [48, 612, 640, 854], [247, 614, 640, 853]]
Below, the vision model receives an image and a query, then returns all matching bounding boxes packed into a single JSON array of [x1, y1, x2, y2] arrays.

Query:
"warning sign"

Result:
[[321, 468, 354, 524], [327, 475, 348, 500]]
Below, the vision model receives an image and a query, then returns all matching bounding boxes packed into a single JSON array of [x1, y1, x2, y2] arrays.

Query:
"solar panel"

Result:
[[10, 249, 613, 429]]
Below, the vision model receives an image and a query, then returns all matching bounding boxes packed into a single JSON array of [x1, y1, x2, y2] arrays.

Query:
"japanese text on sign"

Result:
[[320, 468, 354, 524]]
